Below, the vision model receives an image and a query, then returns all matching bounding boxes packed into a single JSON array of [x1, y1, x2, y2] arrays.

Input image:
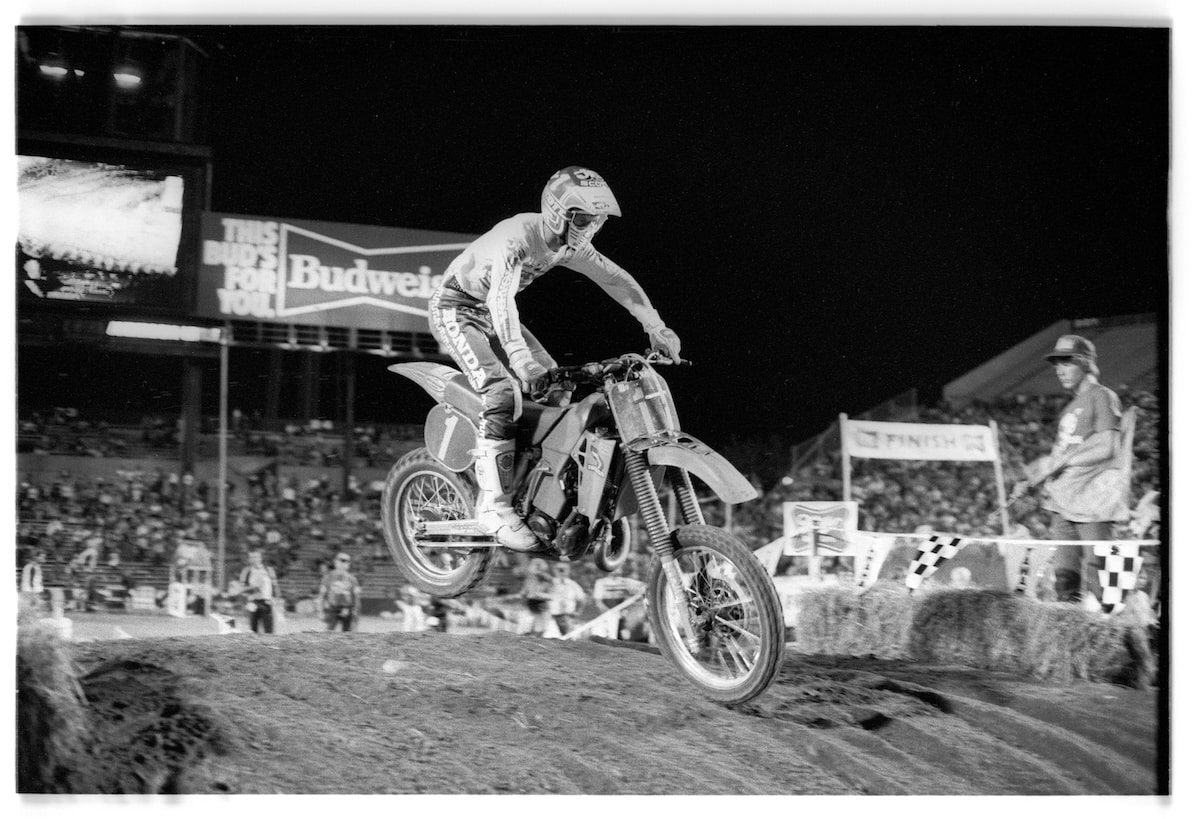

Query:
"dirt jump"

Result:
[[21, 620, 1164, 796]]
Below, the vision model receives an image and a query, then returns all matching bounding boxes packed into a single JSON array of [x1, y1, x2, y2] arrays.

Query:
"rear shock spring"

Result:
[[624, 446, 674, 558]]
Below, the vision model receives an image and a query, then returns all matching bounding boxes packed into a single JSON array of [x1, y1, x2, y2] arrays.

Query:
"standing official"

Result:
[[318, 552, 361, 632], [1017, 334, 1128, 607], [239, 549, 279, 634]]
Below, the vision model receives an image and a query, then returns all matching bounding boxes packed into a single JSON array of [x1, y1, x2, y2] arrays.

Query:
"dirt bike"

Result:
[[382, 351, 785, 704]]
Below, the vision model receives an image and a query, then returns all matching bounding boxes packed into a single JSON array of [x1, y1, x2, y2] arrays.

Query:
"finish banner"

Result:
[[194, 212, 474, 332], [842, 419, 998, 462]]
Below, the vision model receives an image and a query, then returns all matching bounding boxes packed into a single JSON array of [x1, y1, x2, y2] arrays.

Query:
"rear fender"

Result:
[[647, 436, 759, 505], [388, 362, 462, 405]]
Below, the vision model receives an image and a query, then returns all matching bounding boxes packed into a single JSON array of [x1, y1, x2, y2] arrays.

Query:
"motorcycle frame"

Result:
[[389, 356, 758, 559]]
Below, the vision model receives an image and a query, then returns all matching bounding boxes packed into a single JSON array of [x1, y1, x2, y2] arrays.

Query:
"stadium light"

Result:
[[106, 321, 222, 343], [113, 67, 143, 89], [37, 52, 70, 79], [112, 50, 144, 90]]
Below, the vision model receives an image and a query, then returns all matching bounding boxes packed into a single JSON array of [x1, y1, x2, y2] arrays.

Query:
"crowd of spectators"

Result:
[[229, 468, 397, 591], [18, 406, 422, 467], [17, 466, 217, 575], [16, 407, 167, 457], [17, 384, 1162, 621], [231, 416, 422, 468], [14, 460, 398, 612]]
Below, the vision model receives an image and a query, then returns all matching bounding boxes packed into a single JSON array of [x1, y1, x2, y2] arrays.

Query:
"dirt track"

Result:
[[59, 627, 1163, 795]]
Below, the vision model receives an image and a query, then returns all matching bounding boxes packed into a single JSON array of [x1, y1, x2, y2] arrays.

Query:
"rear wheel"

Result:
[[646, 524, 785, 705], [381, 448, 494, 597]]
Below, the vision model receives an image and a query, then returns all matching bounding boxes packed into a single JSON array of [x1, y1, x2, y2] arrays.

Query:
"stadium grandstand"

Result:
[[16, 313, 1162, 617]]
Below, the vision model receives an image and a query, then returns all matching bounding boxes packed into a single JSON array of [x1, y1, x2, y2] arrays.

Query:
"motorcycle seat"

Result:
[[441, 372, 484, 417], [440, 372, 569, 445]]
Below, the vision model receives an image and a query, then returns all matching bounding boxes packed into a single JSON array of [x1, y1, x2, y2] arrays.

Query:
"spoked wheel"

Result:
[[647, 524, 785, 705], [381, 448, 494, 597]]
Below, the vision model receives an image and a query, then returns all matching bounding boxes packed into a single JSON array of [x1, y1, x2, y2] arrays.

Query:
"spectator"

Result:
[[318, 552, 361, 632], [239, 548, 280, 634], [1015, 335, 1128, 608], [395, 584, 428, 632], [20, 549, 46, 609], [949, 566, 973, 589], [69, 534, 100, 574], [520, 558, 554, 637], [547, 563, 589, 638], [592, 562, 648, 638]]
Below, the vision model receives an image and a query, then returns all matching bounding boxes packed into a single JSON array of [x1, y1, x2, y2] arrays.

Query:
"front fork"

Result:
[[624, 446, 704, 652]]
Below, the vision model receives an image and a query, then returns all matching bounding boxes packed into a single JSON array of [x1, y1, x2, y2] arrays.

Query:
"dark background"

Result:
[[24, 25, 1173, 452]]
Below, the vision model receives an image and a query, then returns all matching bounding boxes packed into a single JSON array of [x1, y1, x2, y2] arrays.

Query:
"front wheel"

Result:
[[646, 525, 785, 705], [381, 447, 494, 598]]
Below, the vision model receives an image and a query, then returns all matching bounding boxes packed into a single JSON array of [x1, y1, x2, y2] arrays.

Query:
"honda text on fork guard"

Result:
[[382, 352, 785, 704]]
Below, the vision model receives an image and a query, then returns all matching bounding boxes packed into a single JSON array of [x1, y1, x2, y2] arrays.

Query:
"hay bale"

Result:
[[789, 583, 914, 658], [1018, 602, 1138, 684], [787, 585, 1152, 685], [16, 615, 92, 793], [909, 589, 1030, 670]]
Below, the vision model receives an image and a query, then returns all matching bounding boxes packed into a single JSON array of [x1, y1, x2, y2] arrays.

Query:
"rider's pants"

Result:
[[429, 283, 555, 441]]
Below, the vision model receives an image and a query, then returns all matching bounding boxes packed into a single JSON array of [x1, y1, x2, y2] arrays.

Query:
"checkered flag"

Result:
[[906, 535, 963, 591], [1093, 543, 1143, 607]]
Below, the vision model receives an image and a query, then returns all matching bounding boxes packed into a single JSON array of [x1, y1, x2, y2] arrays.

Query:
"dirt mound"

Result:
[[56, 630, 1161, 795]]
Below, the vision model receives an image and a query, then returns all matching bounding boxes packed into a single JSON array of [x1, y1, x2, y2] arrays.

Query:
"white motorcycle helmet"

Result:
[[541, 166, 622, 250]]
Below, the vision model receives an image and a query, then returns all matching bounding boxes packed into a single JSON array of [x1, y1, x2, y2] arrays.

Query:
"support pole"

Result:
[[301, 351, 319, 421], [217, 327, 230, 591], [180, 357, 203, 479], [342, 351, 356, 496], [839, 413, 852, 502], [265, 347, 282, 423], [990, 419, 1010, 534]]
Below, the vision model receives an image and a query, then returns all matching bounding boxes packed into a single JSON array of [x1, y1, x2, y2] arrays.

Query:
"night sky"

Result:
[[197, 25, 1168, 447], [25, 24, 1172, 450]]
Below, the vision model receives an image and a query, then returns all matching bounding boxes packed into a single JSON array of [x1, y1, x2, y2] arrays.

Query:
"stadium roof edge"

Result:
[[942, 314, 1159, 406]]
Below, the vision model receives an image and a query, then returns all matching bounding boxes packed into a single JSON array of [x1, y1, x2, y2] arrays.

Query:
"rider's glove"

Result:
[[647, 325, 682, 362], [508, 347, 549, 389]]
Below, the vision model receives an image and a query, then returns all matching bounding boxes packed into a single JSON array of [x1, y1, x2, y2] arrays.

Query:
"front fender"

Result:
[[647, 436, 759, 505]]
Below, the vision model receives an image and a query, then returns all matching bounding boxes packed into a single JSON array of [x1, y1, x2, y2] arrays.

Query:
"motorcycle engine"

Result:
[[555, 520, 590, 559], [525, 512, 557, 544]]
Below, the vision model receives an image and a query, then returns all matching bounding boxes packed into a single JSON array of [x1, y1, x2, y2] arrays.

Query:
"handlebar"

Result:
[[529, 351, 690, 402]]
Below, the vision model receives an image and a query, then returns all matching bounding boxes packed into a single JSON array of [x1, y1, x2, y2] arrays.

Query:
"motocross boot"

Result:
[[474, 438, 538, 550]]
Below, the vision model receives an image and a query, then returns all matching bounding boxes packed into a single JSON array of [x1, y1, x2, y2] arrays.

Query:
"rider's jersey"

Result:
[[441, 213, 664, 356]]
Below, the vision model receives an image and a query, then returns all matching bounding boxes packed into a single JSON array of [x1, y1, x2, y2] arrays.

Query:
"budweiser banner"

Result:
[[842, 419, 998, 462], [194, 212, 474, 332], [782, 501, 859, 556]]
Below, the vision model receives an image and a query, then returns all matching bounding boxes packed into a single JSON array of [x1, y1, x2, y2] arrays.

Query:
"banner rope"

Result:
[[866, 532, 1159, 548]]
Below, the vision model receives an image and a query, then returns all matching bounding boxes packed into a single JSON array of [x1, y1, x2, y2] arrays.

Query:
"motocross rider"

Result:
[[428, 166, 682, 549]]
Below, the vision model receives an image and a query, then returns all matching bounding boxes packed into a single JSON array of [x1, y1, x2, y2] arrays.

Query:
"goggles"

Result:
[[568, 210, 605, 229]]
